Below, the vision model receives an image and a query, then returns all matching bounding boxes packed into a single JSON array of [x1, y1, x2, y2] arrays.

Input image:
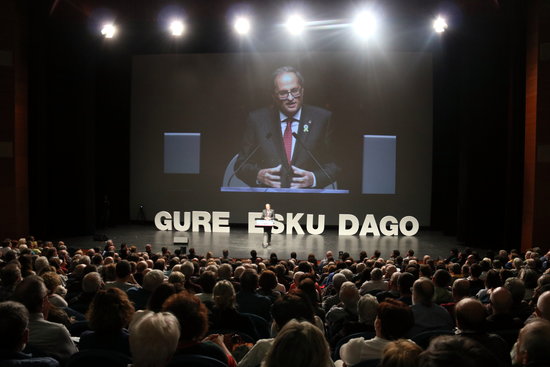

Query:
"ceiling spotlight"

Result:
[[100, 23, 117, 39], [169, 20, 185, 36], [353, 11, 377, 39], [433, 16, 448, 33], [234, 17, 251, 35], [285, 14, 306, 35]]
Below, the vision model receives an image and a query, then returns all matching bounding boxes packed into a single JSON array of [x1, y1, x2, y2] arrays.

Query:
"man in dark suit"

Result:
[[235, 66, 340, 188], [262, 203, 274, 245]]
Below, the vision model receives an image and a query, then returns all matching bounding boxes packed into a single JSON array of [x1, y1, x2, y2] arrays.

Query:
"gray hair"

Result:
[[272, 66, 304, 89]]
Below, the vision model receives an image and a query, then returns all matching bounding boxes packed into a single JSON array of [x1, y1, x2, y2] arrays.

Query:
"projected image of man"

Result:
[[235, 66, 340, 188]]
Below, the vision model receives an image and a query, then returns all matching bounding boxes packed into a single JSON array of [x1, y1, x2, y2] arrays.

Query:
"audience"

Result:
[[2, 236, 550, 367], [418, 335, 500, 367], [514, 320, 550, 367]]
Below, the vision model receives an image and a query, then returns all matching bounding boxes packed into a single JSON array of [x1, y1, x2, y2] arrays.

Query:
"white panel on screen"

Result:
[[362, 135, 396, 194], [164, 133, 200, 174]]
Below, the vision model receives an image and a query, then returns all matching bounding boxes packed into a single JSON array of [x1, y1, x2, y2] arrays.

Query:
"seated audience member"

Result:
[[360, 268, 388, 296], [468, 264, 485, 296], [180, 261, 203, 294], [0, 264, 22, 302], [258, 270, 282, 303], [376, 271, 401, 303], [486, 287, 522, 331], [476, 269, 502, 304], [238, 293, 317, 367], [326, 282, 360, 339], [338, 299, 414, 366], [236, 270, 271, 321], [196, 270, 217, 306], [380, 339, 422, 367], [0, 301, 59, 367], [408, 278, 454, 337], [432, 270, 453, 305], [503, 277, 533, 323], [167, 271, 185, 292], [129, 311, 180, 367], [454, 298, 511, 367], [330, 294, 379, 348], [162, 291, 235, 366], [262, 320, 333, 367], [209, 280, 257, 339], [418, 335, 500, 367], [298, 278, 325, 321], [147, 283, 177, 313], [322, 273, 347, 313], [514, 320, 550, 367], [105, 260, 139, 292], [440, 278, 469, 319], [128, 269, 165, 310], [41, 272, 67, 308], [80, 288, 135, 356], [397, 272, 415, 306], [534, 290, 550, 321], [68, 271, 103, 314], [11, 275, 77, 362]]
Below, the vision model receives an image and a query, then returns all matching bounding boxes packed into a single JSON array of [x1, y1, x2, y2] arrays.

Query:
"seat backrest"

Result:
[[411, 329, 455, 350], [241, 312, 271, 340], [351, 359, 381, 367], [167, 353, 228, 367], [66, 349, 131, 367]]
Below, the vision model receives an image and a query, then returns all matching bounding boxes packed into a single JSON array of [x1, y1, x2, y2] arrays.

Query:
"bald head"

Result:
[[340, 281, 360, 308], [413, 278, 434, 306], [490, 287, 513, 315], [455, 298, 486, 331], [516, 320, 550, 365], [536, 291, 550, 321]]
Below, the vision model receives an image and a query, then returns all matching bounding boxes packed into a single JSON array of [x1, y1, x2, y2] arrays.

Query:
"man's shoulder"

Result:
[[303, 104, 331, 118], [248, 107, 275, 121]]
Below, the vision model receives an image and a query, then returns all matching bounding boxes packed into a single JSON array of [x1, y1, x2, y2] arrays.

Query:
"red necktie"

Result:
[[283, 118, 293, 164]]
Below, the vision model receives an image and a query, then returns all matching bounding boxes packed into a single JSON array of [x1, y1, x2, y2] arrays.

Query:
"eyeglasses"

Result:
[[275, 87, 302, 100]]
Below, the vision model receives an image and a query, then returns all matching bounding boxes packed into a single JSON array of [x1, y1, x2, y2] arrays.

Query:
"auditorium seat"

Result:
[[66, 349, 131, 367], [241, 312, 271, 340], [411, 329, 455, 350], [350, 359, 381, 367]]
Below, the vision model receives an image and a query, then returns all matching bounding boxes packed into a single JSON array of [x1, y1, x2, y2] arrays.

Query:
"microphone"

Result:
[[292, 132, 336, 190], [227, 132, 272, 187]]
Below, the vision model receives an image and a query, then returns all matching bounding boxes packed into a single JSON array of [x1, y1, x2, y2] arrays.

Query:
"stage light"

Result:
[[285, 14, 306, 35], [100, 23, 117, 39], [169, 20, 185, 36], [353, 11, 377, 39], [234, 16, 251, 35], [433, 16, 448, 33]]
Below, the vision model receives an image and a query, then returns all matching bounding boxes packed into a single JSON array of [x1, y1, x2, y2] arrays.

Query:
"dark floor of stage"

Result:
[[64, 224, 487, 261]]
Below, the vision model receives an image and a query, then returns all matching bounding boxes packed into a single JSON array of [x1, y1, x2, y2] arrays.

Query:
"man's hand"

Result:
[[257, 164, 282, 188], [291, 166, 314, 188]]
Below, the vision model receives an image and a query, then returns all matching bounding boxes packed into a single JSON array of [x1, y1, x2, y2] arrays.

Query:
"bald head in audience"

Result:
[[535, 291, 550, 321], [452, 278, 470, 302], [413, 278, 434, 306], [490, 287, 513, 315], [455, 298, 486, 331], [515, 320, 550, 366]]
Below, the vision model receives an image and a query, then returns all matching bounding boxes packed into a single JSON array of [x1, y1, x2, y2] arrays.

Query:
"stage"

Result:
[[64, 224, 486, 261]]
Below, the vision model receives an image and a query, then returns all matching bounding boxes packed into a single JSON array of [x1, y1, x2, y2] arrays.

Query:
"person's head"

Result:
[[218, 263, 232, 280], [129, 311, 180, 367], [87, 288, 135, 334], [162, 291, 208, 342], [419, 335, 499, 367], [272, 292, 315, 330], [489, 287, 513, 315], [451, 278, 470, 302], [332, 273, 347, 293], [371, 268, 383, 281], [142, 269, 165, 292], [339, 281, 360, 310], [484, 269, 502, 289], [259, 270, 278, 292], [167, 271, 185, 286], [0, 264, 22, 288], [535, 291, 550, 321], [240, 269, 259, 292], [504, 277, 526, 305], [515, 320, 550, 366], [213, 280, 236, 310], [147, 283, 177, 313], [263, 319, 329, 367], [433, 269, 451, 288], [375, 299, 414, 340], [0, 301, 30, 352], [265, 203, 271, 210], [11, 275, 48, 314], [381, 339, 422, 367], [82, 272, 103, 293], [358, 294, 379, 325], [115, 260, 132, 280], [398, 272, 415, 296], [198, 271, 217, 294], [455, 298, 486, 332], [272, 66, 304, 117], [413, 278, 435, 306]]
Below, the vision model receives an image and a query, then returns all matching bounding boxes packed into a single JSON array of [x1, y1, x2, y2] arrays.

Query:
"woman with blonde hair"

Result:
[[262, 320, 333, 367], [380, 339, 422, 367]]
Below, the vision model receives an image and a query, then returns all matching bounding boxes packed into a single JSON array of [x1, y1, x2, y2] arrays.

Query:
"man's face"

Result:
[[273, 72, 303, 117], [266, 204, 271, 210]]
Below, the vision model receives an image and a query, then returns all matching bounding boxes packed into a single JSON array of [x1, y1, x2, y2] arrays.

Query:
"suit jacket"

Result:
[[262, 209, 274, 220], [235, 105, 340, 188]]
